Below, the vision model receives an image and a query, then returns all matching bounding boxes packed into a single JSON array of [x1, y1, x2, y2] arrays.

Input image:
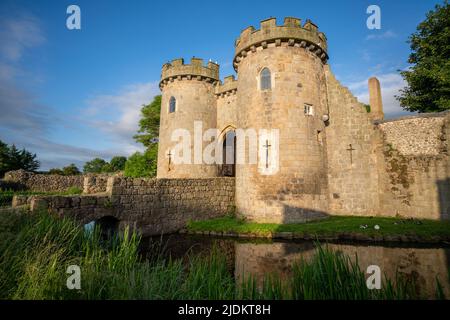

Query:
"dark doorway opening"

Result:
[[220, 131, 236, 177]]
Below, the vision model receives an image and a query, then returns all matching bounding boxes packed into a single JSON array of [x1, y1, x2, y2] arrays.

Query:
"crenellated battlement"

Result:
[[160, 57, 220, 89], [215, 75, 238, 97], [233, 17, 328, 70]]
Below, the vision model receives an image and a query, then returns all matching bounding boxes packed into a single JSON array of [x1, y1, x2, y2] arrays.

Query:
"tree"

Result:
[[83, 158, 107, 173], [397, 1, 450, 112], [0, 140, 9, 177], [48, 168, 64, 175], [132, 95, 161, 178], [0, 140, 40, 177], [109, 156, 127, 172], [134, 95, 161, 148], [62, 163, 81, 175], [124, 144, 158, 178], [17, 148, 40, 172], [101, 163, 113, 173]]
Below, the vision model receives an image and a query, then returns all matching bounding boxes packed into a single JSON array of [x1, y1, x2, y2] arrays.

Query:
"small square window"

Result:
[[304, 104, 314, 116]]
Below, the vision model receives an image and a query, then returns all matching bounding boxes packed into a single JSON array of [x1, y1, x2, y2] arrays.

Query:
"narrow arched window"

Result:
[[169, 96, 176, 113], [260, 68, 271, 90]]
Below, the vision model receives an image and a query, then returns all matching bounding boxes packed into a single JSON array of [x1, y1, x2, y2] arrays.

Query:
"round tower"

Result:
[[157, 57, 219, 178], [233, 17, 330, 223]]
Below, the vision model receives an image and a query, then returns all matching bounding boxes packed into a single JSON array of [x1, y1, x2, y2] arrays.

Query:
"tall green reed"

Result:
[[0, 211, 425, 300]]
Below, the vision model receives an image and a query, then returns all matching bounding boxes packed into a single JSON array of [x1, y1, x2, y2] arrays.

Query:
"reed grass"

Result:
[[0, 211, 425, 300]]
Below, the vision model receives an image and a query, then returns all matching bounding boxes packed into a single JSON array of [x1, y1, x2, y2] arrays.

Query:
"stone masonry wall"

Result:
[[235, 40, 329, 223], [3, 169, 110, 194], [4, 169, 84, 192], [157, 59, 219, 179], [29, 194, 113, 224], [376, 112, 450, 220], [379, 114, 447, 156], [216, 92, 238, 135], [108, 177, 235, 235], [324, 67, 380, 216], [25, 177, 235, 236], [83, 175, 110, 194]]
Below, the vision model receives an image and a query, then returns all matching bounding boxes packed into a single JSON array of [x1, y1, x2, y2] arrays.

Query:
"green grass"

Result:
[[0, 187, 83, 207], [187, 216, 450, 241], [0, 210, 425, 299]]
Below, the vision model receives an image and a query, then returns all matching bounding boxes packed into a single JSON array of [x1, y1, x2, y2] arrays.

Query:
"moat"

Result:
[[141, 234, 450, 299]]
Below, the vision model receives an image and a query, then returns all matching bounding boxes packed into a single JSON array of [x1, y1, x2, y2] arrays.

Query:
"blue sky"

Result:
[[0, 0, 443, 170]]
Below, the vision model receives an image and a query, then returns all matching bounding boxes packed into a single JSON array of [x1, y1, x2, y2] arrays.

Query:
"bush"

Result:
[[62, 164, 81, 176], [109, 156, 127, 172], [124, 145, 157, 178], [83, 157, 127, 174], [48, 168, 63, 175], [83, 158, 107, 173]]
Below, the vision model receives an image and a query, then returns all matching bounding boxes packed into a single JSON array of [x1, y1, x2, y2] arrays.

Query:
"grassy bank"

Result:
[[186, 216, 450, 242], [0, 211, 434, 299]]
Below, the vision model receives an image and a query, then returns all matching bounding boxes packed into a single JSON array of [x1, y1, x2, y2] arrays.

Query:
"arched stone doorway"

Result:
[[220, 130, 236, 177]]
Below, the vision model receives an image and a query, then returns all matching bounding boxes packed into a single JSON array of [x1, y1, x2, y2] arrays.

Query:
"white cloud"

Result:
[[0, 11, 163, 171], [0, 127, 124, 171], [0, 14, 45, 62], [365, 30, 397, 41], [345, 73, 414, 118], [0, 13, 143, 170], [83, 81, 160, 154], [0, 14, 51, 135]]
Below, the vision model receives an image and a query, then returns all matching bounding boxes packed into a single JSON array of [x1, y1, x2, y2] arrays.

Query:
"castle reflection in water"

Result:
[[141, 235, 450, 299]]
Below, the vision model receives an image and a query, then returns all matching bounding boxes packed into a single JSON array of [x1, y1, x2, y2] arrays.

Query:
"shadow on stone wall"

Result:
[[279, 203, 329, 224], [0, 179, 26, 191], [437, 178, 450, 221]]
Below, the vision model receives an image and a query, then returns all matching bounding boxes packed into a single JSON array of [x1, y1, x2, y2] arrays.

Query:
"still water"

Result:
[[140, 234, 450, 299]]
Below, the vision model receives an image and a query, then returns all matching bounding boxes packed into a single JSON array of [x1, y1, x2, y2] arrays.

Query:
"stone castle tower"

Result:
[[158, 58, 219, 178], [158, 17, 450, 223]]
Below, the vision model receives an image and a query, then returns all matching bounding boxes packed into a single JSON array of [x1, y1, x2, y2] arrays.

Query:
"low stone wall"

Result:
[[29, 194, 113, 224], [3, 169, 110, 194], [24, 176, 235, 235], [83, 175, 110, 194], [377, 111, 450, 220], [4, 170, 83, 192], [108, 177, 235, 235]]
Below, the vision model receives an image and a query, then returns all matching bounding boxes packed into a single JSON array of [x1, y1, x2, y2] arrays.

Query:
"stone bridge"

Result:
[[12, 176, 235, 236]]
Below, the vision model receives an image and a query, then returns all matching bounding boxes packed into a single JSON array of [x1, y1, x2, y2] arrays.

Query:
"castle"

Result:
[[156, 17, 450, 223]]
